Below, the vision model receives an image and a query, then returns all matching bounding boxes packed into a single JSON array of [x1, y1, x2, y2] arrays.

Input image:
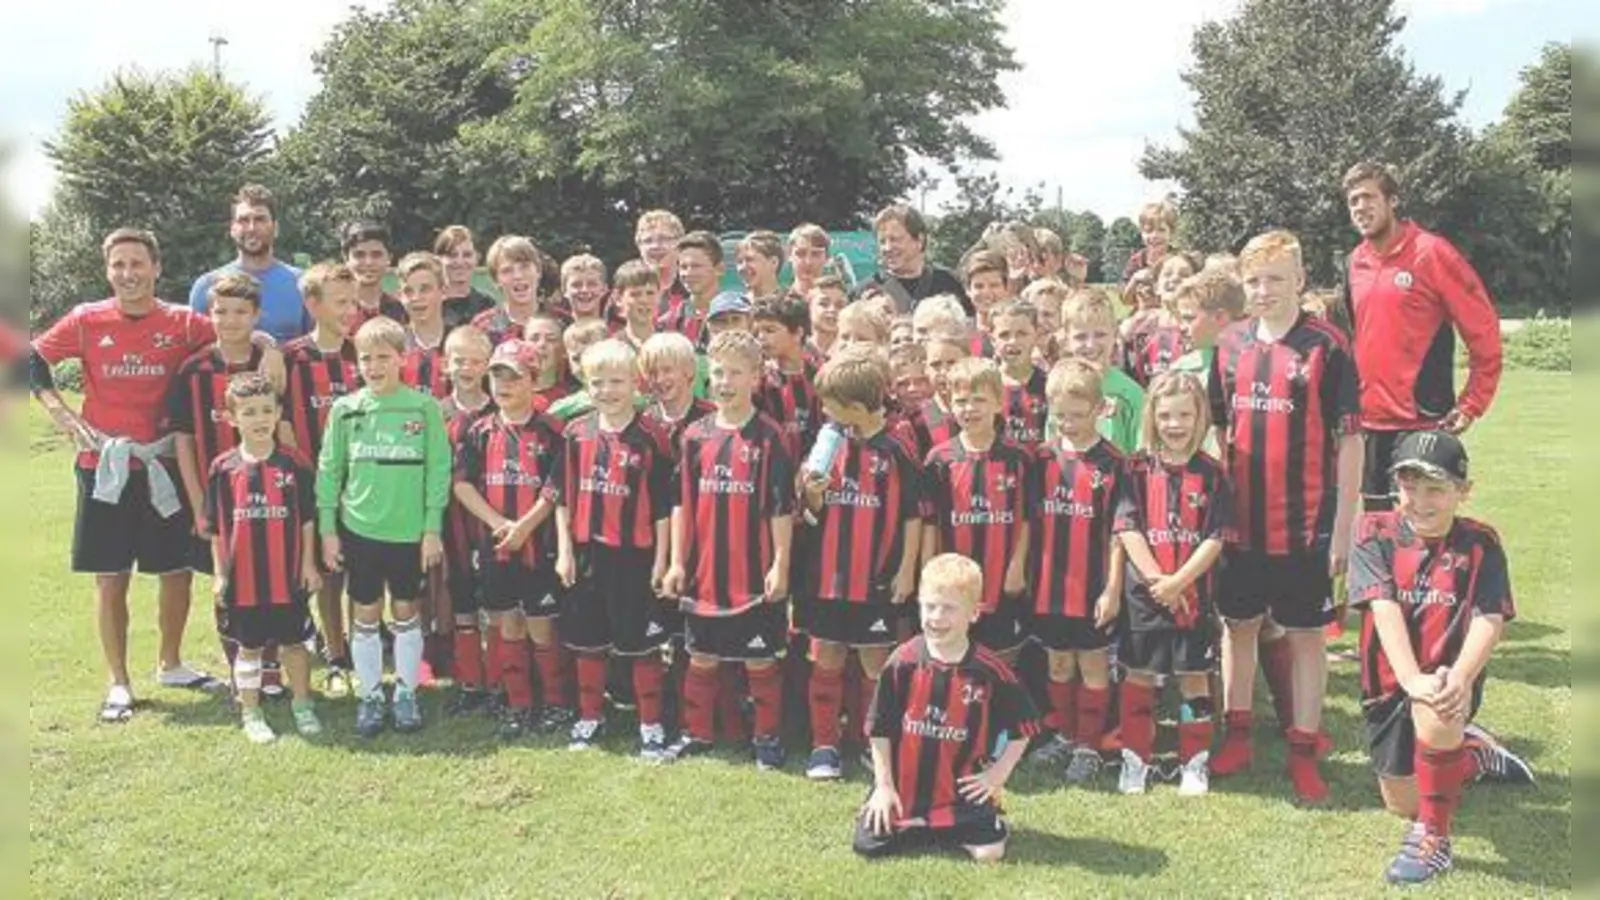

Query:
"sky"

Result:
[[2, 0, 1581, 224]]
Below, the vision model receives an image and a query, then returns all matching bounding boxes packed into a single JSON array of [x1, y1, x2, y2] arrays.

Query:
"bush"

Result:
[[1501, 315, 1570, 371], [51, 359, 84, 393]]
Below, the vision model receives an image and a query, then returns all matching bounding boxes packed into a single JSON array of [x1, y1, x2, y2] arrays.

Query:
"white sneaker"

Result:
[[1178, 751, 1211, 796], [241, 710, 276, 745], [1118, 748, 1150, 794]]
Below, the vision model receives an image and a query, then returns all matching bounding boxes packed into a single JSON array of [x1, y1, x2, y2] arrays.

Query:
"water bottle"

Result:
[[804, 422, 846, 477]]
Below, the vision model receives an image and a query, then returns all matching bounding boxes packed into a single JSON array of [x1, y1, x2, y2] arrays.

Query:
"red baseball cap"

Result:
[[489, 338, 542, 377]]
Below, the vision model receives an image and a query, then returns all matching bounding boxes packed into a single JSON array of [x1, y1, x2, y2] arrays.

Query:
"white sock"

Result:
[[392, 617, 423, 694], [352, 622, 384, 699]]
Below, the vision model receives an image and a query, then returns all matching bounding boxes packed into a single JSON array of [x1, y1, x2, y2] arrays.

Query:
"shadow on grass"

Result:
[[863, 827, 1168, 875], [1483, 644, 1570, 690], [1453, 771, 1573, 891]]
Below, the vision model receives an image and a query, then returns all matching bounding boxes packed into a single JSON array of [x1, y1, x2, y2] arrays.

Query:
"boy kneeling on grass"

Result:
[[855, 553, 1041, 862], [1348, 431, 1533, 885]]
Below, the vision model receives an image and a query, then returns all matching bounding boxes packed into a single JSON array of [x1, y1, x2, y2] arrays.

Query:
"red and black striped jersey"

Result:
[[282, 336, 359, 460], [922, 437, 1033, 615], [1134, 326, 1187, 387], [1028, 440, 1125, 618], [641, 397, 715, 456], [656, 277, 692, 318], [910, 399, 961, 461], [756, 362, 822, 459], [453, 410, 564, 567], [969, 330, 995, 360], [867, 636, 1042, 829], [206, 447, 314, 609], [559, 412, 675, 550], [166, 343, 266, 474], [1210, 314, 1360, 556], [441, 396, 496, 568], [1119, 313, 1165, 385], [677, 411, 797, 615], [400, 328, 452, 399], [811, 429, 925, 604], [1000, 366, 1048, 449], [1348, 512, 1514, 703], [1113, 451, 1232, 631], [355, 294, 409, 326], [656, 297, 711, 351]]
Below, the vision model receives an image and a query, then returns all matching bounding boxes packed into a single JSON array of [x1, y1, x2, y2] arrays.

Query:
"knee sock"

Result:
[[391, 616, 424, 693], [809, 665, 844, 749], [1177, 697, 1215, 763], [453, 626, 483, 689], [748, 664, 783, 739], [1416, 741, 1467, 836], [498, 637, 533, 710], [351, 620, 384, 699], [486, 629, 504, 692], [718, 663, 748, 742], [533, 640, 568, 709], [1074, 686, 1109, 748], [684, 664, 718, 743], [576, 652, 608, 721], [1120, 681, 1155, 762], [633, 656, 665, 728], [1047, 679, 1077, 738]]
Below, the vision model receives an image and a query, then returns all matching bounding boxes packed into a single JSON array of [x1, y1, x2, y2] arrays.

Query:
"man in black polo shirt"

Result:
[[861, 203, 972, 317]]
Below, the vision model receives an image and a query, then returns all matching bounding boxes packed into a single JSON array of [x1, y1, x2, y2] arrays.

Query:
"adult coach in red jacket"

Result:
[[1341, 161, 1502, 511], [32, 228, 230, 722]]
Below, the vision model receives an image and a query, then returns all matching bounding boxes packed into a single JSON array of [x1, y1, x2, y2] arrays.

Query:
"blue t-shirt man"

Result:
[[189, 260, 309, 344]]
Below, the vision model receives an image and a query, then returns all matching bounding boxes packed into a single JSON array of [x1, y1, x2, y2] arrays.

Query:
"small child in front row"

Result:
[[1111, 370, 1232, 796], [554, 339, 677, 758], [855, 553, 1041, 862], [207, 373, 321, 743], [1025, 359, 1126, 783]]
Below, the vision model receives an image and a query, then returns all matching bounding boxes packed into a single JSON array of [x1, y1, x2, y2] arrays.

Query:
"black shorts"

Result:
[[341, 527, 423, 606], [71, 464, 195, 576], [220, 599, 317, 651], [1362, 429, 1426, 510], [685, 602, 787, 661], [1120, 626, 1216, 676], [560, 545, 672, 656], [445, 544, 480, 616], [971, 596, 1028, 654], [480, 552, 558, 618], [1028, 614, 1115, 653], [1218, 549, 1336, 629], [1364, 679, 1485, 778], [852, 807, 1007, 859], [809, 597, 902, 648]]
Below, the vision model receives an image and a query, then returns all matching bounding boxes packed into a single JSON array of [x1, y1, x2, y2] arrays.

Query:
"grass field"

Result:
[[28, 374, 1572, 899]]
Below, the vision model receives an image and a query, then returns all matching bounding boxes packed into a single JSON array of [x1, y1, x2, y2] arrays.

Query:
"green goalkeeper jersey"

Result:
[[316, 385, 451, 543]]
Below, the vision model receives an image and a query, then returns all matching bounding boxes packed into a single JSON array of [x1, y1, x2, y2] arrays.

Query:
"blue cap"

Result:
[[707, 291, 752, 319]]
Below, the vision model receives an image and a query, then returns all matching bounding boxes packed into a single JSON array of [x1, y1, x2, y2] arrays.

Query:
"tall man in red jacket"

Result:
[[1341, 161, 1502, 512]]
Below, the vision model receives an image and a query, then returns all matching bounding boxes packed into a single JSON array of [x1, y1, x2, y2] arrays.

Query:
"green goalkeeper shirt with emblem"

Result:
[[316, 384, 451, 542]]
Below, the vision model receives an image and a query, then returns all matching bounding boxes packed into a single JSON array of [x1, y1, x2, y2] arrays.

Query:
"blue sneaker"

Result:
[[753, 735, 785, 771], [1464, 723, 1536, 785], [392, 688, 423, 733], [805, 746, 843, 781], [1385, 823, 1452, 885], [355, 692, 386, 739], [662, 734, 714, 763]]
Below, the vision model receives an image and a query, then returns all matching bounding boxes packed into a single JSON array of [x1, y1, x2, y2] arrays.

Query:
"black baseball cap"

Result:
[[1389, 430, 1469, 482]]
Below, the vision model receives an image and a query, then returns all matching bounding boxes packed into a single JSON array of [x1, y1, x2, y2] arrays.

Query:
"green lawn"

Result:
[[28, 374, 1572, 898]]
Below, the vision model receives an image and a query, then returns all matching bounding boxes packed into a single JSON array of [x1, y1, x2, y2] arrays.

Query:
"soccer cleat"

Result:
[[484, 690, 508, 720], [638, 724, 668, 762], [1065, 746, 1103, 784], [753, 735, 785, 771], [1385, 823, 1453, 885], [355, 693, 386, 739], [536, 705, 577, 734], [291, 700, 323, 737], [323, 664, 354, 699], [661, 734, 714, 763], [498, 708, 535, 741], [1029, 734, 1075, 767], [241, 709, 276, 744], [1464, 723, 1536, 785], [568, 718, 604, 751], [391, 689, 424, 733], [444, 688, 487, 718], [1118, 749, 1150, 795], [806, 746, 844, 781], [1178, 751, 1211, 797], [260, 662, 286, 701]]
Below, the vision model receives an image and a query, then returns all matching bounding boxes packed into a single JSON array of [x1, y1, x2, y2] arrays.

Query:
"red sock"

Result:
[[532, 641, 568, 709], [575, 652, 608, 720], [632, 656, 665, 728], [1074, 686, 1108, 748], [452, 628, 483, 689], [1047, 679, 1076, 737], [1416, 742, 1467, 835], [684, 664, 718, 742], [499, 638, 533, 710], [842, 664, 864, 744], [718, 663, 748, 742], [1259, 637, 1295, 729], [486, 630, 504, 691], [748, 664, 783, 739], [809, 665, 844, 749], [1178, 718, 1214, 763], [1120, 682, 1155, 762]]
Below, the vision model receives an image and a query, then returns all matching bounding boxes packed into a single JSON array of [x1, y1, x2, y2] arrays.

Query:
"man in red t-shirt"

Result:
[[31, 228, 230, 722], [1341, 161, 1502, 512]]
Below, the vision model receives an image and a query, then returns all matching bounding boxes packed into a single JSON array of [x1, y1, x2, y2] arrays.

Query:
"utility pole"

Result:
[[209, 35, 229, 77]]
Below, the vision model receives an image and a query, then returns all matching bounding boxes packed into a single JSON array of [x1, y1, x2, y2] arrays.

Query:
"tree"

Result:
[[1497, 42, 1570, 173], [43, 67, 274, 307], [1066, 210, 1107, 282], [927, 171, 1044, 268], [1102, 216, 1142, 283], [280, 0, 1018, 264], [29, 200, 104, 330], [1140, 0, 1475, 285]]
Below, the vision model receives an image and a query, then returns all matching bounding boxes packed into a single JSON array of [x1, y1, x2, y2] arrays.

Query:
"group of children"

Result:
[[171, 206, 1528, 881]]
